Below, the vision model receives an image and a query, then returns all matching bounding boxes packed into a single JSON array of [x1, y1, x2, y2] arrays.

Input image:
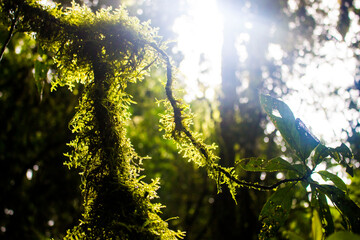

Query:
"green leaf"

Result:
[[260, 94, 297, 146], [318, 192, 335, 236], [317, 185, 360, 233], [336, 143, 353, 158], [291, 164, 308, 176], [295, 118, 320, 160], [327, 231, 360, 240], [346, 165, 354, 178], [237, 157, 296, 172], [310, 184, 334, 236], [312, 209, 323, 240], [329, 143, 354, 177], [260, 94, 319, 160], [313, 144, 330, 166], [317, 170, 347, 192], [259, 184, 295, 238]]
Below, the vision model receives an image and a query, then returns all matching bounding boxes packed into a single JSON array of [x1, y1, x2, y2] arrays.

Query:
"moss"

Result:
[[1, 0, 183, 239]]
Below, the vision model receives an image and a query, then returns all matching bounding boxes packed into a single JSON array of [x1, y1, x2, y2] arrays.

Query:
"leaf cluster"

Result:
[[256, 94, 359, 239], [158, 90, 359, 238]]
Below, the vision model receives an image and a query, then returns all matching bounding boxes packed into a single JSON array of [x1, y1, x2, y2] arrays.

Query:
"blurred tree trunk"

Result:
[[211, 1, 271, 239], [211, 4, 239, 238]]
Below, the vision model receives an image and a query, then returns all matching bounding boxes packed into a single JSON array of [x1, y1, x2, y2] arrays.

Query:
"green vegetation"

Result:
[[1, 0, 184, 238], [0, 0, 359, 239]]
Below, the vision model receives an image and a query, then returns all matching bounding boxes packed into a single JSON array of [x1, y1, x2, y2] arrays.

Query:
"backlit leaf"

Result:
[[312, 209, 323, 240], [336, 143, 353, 158], [313, 144, 330, 166], [295, 118, 320, 160], [317, 191, 334, 236], [317, 170, 347, 192], [259, 184, 295, 239], [329, 143, 354, 177], [260, 94, 319, 160], [317, 185, 360, 233], [311, 184, 334, 236]]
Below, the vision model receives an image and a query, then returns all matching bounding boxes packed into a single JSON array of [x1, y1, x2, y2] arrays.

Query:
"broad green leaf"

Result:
[[336, 143, 353, 158], [260, 94, 297, 147], [313, 144, 330, 166], [310, 184, 334, 236], [312, 209, 323, 240], [295, 118, 320, 160], [237, 157, 296, 172], [301, 180, 309, 189], [329, 144, 354, 177], [317, 170, 347, 192], [291, 164, 308, 176], [346, 165, 354, 178], [260, 94, 319, 160], [317, 191, 334, 236], [317, 185, 360, 233], [327, 231, 360, 240], [259, 184, 295, 238]]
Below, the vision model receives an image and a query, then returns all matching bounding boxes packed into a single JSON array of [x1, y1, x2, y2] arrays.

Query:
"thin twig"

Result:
[[0, 10, 18, 63], [215, 165, 307, 190]]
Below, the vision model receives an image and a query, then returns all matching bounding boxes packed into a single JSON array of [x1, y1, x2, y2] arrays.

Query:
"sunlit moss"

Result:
[[2, 0, 359, 239], [0, 0, 183, 238]]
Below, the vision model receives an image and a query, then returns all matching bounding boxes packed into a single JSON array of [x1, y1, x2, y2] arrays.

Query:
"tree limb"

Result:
[[0, 9, 18, 63]]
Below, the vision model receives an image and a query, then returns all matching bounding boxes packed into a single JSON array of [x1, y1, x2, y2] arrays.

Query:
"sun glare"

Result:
[[173, 0, 223, 101], [283, 0, 360, 145], [174, 0, 360, 145]]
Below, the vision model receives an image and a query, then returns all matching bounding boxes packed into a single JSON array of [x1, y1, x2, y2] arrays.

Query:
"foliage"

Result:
[[257, 94, 359, 239], [159, 71, 360, 238], [158, 89, 360, 238], [1, 0, 359, 239]]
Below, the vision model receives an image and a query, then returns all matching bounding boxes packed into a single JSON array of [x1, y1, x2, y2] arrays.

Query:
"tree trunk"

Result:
[[211, 1, 268, 239]]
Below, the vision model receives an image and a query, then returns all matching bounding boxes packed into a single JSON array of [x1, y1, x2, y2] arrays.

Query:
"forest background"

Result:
[[1, 0, 360, 239]]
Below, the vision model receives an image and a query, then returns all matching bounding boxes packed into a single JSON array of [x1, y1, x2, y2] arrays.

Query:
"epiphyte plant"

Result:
[[0, 0, 359, 238]]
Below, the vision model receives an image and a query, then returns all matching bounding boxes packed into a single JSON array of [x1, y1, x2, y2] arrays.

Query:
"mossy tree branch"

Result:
[[0, 0, 185, 238], [154, 43, 308, 192], [0, 7, 18, 63]]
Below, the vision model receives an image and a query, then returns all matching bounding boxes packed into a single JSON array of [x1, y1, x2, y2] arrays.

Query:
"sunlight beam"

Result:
[[173, 0, 223, 101]]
